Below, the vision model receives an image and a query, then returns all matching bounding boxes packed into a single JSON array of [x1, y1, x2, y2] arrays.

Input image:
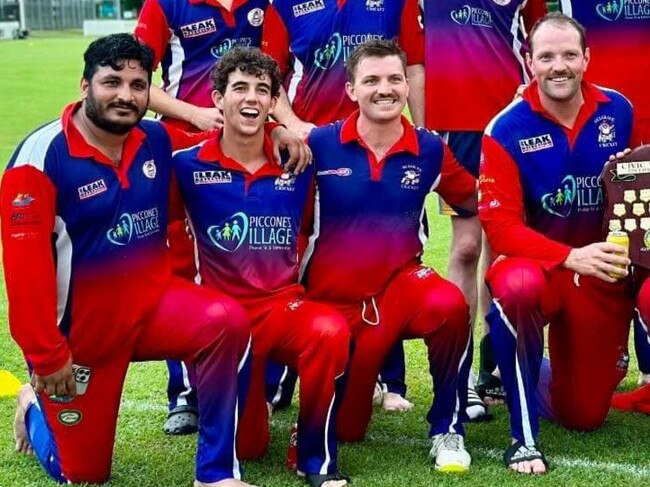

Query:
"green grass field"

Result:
[[0, 33, 649, 487]]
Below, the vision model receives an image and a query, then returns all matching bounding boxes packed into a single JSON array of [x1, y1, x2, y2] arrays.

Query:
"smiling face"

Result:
[[345, 54, 409, 124], [81, 60, 149, 135], [527, 21, 590, 105], [214, 68, 276, 137]]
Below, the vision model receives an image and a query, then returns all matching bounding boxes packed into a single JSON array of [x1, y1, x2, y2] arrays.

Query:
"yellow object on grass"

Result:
[[0, 370, 22, 397]]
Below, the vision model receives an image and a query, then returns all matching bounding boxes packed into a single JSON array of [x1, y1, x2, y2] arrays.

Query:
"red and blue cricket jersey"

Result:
[[302, 111, 476, 303], [0, 103, 180, 376], [261, 0, 424, 126], [423, 0, 546, 132], [558, 0, 650, 141], [171, 132, 314, 301], [135, 0, 268, 131], [479, 81, 634, 269]]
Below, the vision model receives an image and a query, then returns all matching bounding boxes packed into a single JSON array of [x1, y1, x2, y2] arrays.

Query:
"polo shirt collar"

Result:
[[523, 80, 610, 127], [197, 128, 283, 177], [339, 110, 420, 157], [61, 101, 146, 168]]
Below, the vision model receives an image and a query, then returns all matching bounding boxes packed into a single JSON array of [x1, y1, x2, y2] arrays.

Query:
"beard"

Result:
[[84, 88, 147, 135]]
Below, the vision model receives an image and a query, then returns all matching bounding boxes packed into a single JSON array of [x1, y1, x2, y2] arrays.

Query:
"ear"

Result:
[[80, 77, 89, 100], [268, 96, 278, 117], [212, 89, 224, 110], [583, 47, 590, 71], [525, 52, 533, 74], [345, 81, 357, 102]]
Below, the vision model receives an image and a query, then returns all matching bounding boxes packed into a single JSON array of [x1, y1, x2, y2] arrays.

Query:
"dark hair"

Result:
[[211, 48, 281, 97], [83, 33, 154, 83], [528, 12, 587, 54], [345, 39, 407, 83]]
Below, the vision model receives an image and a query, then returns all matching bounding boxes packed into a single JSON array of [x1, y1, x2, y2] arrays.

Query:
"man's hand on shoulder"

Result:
[[32, 355, 77, 399], [562, 242, 630, 283], [188, 106, 224, 131], [270, 125, 312, 174], [285, 119, 316, 141]]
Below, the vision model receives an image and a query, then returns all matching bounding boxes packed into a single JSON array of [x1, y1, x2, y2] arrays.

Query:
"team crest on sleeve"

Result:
[[78, 179, 107, 200], [595, 116, 617, 148], [180, 18, 217, 38], [292, 0, 325, 17], [12, 193, 35, 208], [247, 8, 264, 26], [57, 410, 82, 426], [518, 134, 553, 154], [72, 365, 92, 395], [12, 193, 34, 207], [142, 159, 157, 179], [400, 165, 421, 190]]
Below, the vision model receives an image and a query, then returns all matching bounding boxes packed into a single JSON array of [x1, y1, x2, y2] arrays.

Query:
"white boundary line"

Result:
[[119, 399, 650, 478]]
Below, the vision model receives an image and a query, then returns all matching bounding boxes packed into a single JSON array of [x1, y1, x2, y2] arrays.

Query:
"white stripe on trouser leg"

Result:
[[177, 362, 192, 407], [448, 322, 472, 434], [319, 371, 344, 475], [635, 309, 650, 347], [232, 337, 252, 479], [493, 300, 535, 446], [270, 367, 289, 406]]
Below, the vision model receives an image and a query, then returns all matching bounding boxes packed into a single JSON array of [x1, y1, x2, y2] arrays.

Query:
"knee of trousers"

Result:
[[201, 297, 250, 350], [306, 312, 351, 363], [637, 278, 650, 323], [420, 284, 471, 336], [237, 429, 270, 461], [61, 450, 113, 484], [489, 260, 545, 325], [555, 402, 608, 432]]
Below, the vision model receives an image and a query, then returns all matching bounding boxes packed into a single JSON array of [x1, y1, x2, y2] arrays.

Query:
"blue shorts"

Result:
[[439, 130, 482, 216]]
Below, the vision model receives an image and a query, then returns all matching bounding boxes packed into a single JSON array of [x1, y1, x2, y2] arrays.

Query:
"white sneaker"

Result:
[[430, 433, 471, 473]]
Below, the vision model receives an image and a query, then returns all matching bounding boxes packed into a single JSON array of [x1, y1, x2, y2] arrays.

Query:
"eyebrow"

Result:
[[230, 80, 272, 90]]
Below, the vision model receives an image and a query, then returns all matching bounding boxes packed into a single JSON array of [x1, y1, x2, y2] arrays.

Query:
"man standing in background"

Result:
[[421, 0, 547, 413]]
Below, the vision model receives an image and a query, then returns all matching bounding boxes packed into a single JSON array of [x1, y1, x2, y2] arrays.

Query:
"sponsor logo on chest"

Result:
[[78, 179, 108, 200], [450, 5, 494, 27], [293, 0, 325, 16], [180, 18, 217, 39], [207, 212, 294, 252], [317, 167, 353, 177], [193, 170, 233, 184], [518, 134, 553, 153], [596, 0, 650, 22], [106, 207, 161, 246], [274, 172, 296, 191]]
